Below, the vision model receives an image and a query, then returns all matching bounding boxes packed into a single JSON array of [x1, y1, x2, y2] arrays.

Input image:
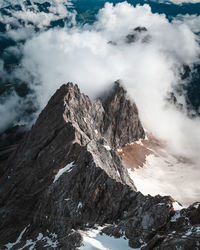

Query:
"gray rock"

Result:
[[0, 82, 199, 250]]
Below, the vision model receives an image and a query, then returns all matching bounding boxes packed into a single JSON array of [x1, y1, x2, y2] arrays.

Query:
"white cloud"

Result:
[[5, 27, 35, 41], [0, 0, 76, 32], [152, 0, 200, 5], [174, 14, 200, 33], [0, 0, 74, 9], [14, 3, 199, 159], [169, 0, 200, 4], [0, 92, 20, 132]]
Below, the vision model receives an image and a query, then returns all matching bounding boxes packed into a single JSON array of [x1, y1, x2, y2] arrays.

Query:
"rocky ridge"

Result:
[[0, 82, 199, 249]]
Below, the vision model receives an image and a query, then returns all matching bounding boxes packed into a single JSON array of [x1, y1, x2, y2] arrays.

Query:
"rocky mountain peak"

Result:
[[0, 82, 200, 250], [101, 81, 145, 148], [50, 81, 145, 149]]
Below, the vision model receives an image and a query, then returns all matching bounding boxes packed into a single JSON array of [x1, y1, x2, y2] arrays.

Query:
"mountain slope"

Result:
[[0, 82, 200, 249]]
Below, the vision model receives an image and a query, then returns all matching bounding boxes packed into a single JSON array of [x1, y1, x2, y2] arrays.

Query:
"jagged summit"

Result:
[[100, 81, 145, 148], [0, 82, 200, 249], [0, 82, 142, 246], [62, 81, 145, 149]]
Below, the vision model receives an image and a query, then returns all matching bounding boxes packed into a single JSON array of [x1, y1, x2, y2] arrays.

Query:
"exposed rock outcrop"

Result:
[[0, 82, 199, 249], [108, 26, 151, 46]]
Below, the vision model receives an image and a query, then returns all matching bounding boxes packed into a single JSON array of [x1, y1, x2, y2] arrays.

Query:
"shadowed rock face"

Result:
[[101, 81, 145, 148], [0, 82, 199, 249], [126, 26, 150, 44]]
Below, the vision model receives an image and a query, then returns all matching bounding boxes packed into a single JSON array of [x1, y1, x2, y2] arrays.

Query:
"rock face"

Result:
[[0, 82, 200, 249], [126, 26, 148, 44], [100, 81, 145, 148], [108, 26, 151, 46]]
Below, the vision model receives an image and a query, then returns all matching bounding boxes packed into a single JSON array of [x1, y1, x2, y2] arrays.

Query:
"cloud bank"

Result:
[[16, 2, 200, 157], [0, 0, 75, 32], [0, 0, 74, 9]]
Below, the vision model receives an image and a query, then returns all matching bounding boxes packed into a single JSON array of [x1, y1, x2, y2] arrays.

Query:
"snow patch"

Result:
[[172, 201, 183, 211], [78, 202, 83, 209], [135, 139, 144, 146], [43, 235, 58, 248], [103, 145, 111, 151], [17, 232, 58, 249], [157, 202, 165, 206], [193, 202, 200, 209], [5, 225, 30, 249], [128, 152, 200, 207], [53, 162, 74, 183], [185, 231, 192, 236], [79, 226, 132, 250], [171, 211, 181, 222], [77, 201, 83, 209], [195, 226, 200, 232], [50, 233, 58, 239]]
